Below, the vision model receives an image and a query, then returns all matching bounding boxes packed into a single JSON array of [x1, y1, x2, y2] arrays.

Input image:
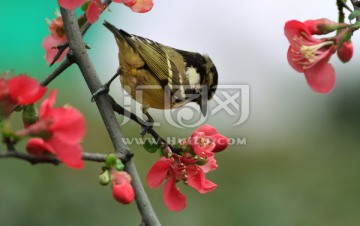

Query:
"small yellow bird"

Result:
[[100, 21, 218, 120]]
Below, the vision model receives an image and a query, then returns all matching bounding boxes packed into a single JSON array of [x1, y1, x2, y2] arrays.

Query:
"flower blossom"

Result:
[[285, 20, 337, 94], [112, 170, 135, 204], [0, 74, 46, 117], [285, 19, 352, 94], [18, 90, 86, 169], [58, 0, 153, 24], [146, 124, 228, 211], [42, 11, 68, 65]]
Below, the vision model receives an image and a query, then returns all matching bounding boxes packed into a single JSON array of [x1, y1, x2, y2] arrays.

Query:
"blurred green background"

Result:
[[2, 0, 360, 225]]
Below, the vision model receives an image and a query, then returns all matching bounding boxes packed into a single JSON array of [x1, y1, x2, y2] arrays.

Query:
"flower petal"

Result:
[[284, 20, 312, 44], [39, 90, 57, 118], [86, 0, 104, 24], [195, 124, 217, 136], [146, 157, 172, 188], [7, 75, 47, 105], [287, 46, 305, 72], [163, 175, 186, 212], [58, 0, 87, 10], [51, 107, 86, 144], [129, 0, 153, 13], [49, 136, 84, 169], [42, 36, 68, 65], [304, 62, 336, 94], [26, 138, 56, 155], [200, 156, 218, 173], [187, 166, 217, 194]]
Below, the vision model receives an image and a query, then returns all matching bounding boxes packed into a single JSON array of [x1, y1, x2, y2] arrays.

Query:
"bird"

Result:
[[97, 21, 218, 130]]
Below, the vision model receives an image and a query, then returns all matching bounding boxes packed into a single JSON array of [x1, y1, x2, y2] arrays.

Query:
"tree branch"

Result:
[[48, 0, 113, 66], [0, 150, 127, 165], [60, 8, 160, 226]]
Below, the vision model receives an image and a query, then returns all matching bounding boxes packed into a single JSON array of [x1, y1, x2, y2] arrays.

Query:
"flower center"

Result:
[[198, 137, 212, 147], [299, 41, 333, 63], [291, 32, 334, 69]]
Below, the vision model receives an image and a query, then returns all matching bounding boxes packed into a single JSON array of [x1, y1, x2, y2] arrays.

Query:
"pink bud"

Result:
[[112, 171, 135, 204], [211, 134, 229, 152], [337, 40, 353, 63]]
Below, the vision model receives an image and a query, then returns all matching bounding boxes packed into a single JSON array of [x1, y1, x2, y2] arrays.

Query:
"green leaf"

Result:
[[351, 21, 360, 29], [81, 1, 90, 12], [348, 10, 360, 20], [143, 140, 159, 153]]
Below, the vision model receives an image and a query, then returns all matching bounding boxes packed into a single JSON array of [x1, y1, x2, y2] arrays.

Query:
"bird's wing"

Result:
[[120, 31, 184, 90]]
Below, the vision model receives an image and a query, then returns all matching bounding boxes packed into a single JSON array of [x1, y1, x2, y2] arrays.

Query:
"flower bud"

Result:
[[337, 40, 353, 63], [212, 134, 229, 152], [112, 171, 135, 204], [99, 170, 110, 186], [22, 104, 39, 128]]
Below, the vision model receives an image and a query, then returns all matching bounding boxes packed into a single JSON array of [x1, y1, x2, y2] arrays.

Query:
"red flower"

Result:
[[19, 90, 86, 169], [147, 153, 217, 212], [285, 20, 336, 94], [0, 74, 46, 117], [42, 12, 68, 64], [146, 125, 228, 211], [112, 171, 135, 204]]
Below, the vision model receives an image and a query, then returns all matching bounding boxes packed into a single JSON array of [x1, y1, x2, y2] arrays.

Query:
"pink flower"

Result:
[[19, 90, 86, 169], [147, 154, 217, 212], [42, 13, 68, 64], [112, 171, 135, 204], [0, 74, 46, 117], [285, 20, 336, 94]]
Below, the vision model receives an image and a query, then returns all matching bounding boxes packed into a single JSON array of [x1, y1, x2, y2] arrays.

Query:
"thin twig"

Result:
[[110, 97, 182, 154], [60, 8, 160, 226], [41, 56, 73, 86]]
